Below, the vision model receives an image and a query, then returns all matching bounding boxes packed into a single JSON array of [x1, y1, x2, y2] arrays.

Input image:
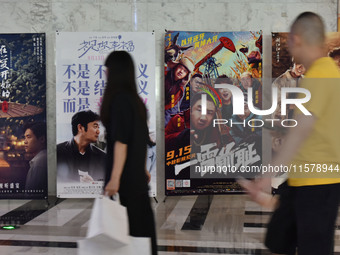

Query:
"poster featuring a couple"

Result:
[[56, 32, 156, 198]]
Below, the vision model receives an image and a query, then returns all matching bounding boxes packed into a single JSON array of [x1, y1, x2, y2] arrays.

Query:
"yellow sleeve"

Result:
[[294, 78, 329, 118]]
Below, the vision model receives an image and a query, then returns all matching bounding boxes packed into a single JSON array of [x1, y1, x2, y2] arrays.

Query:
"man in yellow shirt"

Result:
[[241, 12, 340, 255]]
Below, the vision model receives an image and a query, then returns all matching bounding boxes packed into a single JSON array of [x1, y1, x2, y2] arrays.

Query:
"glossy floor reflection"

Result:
[[0, 195, 340, 254]]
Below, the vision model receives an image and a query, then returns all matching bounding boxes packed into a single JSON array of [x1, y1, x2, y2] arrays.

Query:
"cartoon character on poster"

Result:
[[164, 31, 263, 195]]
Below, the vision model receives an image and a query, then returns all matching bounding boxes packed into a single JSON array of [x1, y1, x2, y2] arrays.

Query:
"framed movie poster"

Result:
[[0, 33, 47, 199], [56, 32, 156, 198], [338, 0, 340, 31], [271, 32, 340, 159], [164, 31, 263, 195]]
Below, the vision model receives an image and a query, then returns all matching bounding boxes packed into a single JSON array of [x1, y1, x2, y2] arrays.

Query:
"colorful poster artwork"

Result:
[[271, 32, 340, 161], [271, 32, 304, 191], [165, 31, 263, 195], [56, 32, 156, 198], [326, 32, 340, 70], [338, 0, 340, 32], [0, 33, 47, 199], [269, 32, 340, 188]]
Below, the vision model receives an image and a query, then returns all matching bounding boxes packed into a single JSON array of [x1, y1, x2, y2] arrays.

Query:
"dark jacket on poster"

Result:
[[25, 149, 47, 191], [57, 139, 106, 183]]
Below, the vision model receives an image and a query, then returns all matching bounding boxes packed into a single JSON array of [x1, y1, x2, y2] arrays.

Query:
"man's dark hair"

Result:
[[191, 73, 203, 80], [71, 110, 100, 136], [23, 122, 47, 145], [214, 74, 233, 85]]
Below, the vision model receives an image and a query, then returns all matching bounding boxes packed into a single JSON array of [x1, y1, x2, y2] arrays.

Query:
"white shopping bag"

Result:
[[78, 236, 151, 255], [86, 196, 130, 248]]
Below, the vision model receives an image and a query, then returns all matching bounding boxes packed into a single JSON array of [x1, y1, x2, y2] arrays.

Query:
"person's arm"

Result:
[[265, 114, 315, 190], [145, 168, 151, 183], [238, 177, 278, 210], [145, 144, 151, 183], [239, 114, 316, 196], [104, 141, 128, 196], [271, 114, 316, 167]]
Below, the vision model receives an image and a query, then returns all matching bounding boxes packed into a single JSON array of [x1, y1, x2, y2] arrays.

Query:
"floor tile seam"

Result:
[[160, 196, 197, 230]]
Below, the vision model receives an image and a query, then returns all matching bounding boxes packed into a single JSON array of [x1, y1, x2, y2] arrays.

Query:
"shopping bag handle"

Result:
[[112, 194, 120, 202], [103, 192, 120, 203]]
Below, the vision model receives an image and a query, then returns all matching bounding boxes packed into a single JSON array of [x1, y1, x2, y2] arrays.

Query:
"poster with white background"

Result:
[[56, 32, 156, 198]]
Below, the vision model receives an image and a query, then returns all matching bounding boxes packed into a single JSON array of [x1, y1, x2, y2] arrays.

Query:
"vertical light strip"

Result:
[[133, 0, 138, 31], [201, 93, 207, 115]]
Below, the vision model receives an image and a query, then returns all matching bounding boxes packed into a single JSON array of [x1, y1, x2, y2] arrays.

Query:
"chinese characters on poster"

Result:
[[56, 32, 156, 198]]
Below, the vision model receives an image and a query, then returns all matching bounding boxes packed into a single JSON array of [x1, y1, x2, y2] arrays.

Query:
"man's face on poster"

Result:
[[292, 63, 306, 77], [83, 121, 100, 143], [191, 76, 203, 93], [174, 64, 189, 81], [241, 74, 252, 89], [24, 129, 44, 155], [191, 99, 216, 130], [218, 88, 232, 102]]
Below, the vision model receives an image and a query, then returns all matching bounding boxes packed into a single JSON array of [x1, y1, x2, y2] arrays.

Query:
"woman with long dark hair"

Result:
[[100, 51, 157, 255]]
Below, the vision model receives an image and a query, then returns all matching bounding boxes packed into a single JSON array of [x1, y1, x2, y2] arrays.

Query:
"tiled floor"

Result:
[[0, 195, 340, 254]]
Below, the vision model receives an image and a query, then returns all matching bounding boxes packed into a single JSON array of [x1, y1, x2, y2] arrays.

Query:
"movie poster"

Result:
[[56, 32, 156, 198], [165, 31, 263, 195], [327, 32, 340, 70], [271, 32, 340, 161], [0, 33, 47, 199], [338, 0, 340, 32]]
